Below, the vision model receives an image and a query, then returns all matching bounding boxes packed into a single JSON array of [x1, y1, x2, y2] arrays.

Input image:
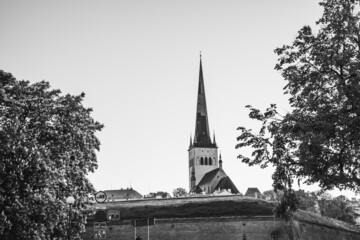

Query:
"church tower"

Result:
[[188, 56, 218, 191]]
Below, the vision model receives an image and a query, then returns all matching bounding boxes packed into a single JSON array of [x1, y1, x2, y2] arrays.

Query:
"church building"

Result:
[[188, 56, 239, 195]]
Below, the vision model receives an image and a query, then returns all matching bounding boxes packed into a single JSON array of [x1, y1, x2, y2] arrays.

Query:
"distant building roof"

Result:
[[214, 176, 240, 194], [104, 188, 142, 201], [245, 188, 262, 198]]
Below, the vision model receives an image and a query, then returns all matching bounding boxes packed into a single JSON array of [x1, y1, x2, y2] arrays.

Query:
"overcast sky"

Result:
[[1, 0, 356, 198]]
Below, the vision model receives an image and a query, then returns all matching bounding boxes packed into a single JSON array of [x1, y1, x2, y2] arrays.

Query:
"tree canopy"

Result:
[[148, 191, 171, 199], [173, 187, 187, 198], [299, 191, 357, 224], [236, 0, 360, 219], [0, 71, 103, 239]]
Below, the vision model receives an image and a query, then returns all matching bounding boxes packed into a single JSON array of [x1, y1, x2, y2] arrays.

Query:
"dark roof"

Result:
[[192, 58, 217, 148], [190, 185, 203, 194], [104, 188, 142, 201], [214, 176, 240, 194], [245, 188, 262, 198], [197, 168, 221, 186]]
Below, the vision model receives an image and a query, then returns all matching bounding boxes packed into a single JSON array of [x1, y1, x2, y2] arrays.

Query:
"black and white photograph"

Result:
[[1, 0, 360, 239]]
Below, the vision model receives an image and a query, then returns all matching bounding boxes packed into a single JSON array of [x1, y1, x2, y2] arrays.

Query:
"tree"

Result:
[[296, 191, 356, 224], [318, 197, 357, 224], [0, 71, 104, 239], [296, 191, 320, 214], [173, 187, 187, 198], [156, 191, 171, 198], [262, 189, 279, 201], [147, 191, 171, 198], [236, 0, 360, 219]]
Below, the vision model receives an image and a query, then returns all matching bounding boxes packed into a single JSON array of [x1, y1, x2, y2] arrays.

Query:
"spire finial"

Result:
[[200, 51, 202, 59]]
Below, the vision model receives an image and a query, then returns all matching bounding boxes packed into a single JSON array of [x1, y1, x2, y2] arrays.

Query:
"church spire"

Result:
[[194, 54, 213, 147]]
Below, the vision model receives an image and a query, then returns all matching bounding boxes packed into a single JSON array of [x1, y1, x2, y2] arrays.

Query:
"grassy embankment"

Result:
[[103, 195, 276, 220]]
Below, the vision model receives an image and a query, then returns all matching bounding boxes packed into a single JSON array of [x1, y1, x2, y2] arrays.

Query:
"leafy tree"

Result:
[[296, 190, 318, 214], [318, 196, 357, 224], [147, 191, 170, 198], [318, 191, 333, 200], [0, 71, 103, 239], [262, 189, 279, 201], [236, 0, 360, 219], [157, 191, 171, 198], [294, 191, 356, 224], [172, 187, 187, 198]]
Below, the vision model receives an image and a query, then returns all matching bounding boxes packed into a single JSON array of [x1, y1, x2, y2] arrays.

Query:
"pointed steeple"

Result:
[[193, 54, 214, 147], [213, 131, 217, 147]]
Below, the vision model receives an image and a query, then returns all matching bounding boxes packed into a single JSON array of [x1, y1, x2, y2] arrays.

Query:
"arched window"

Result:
[[205, 157, 208, 165], [200, 157, 204, 165], [209, 157, 212, 165]]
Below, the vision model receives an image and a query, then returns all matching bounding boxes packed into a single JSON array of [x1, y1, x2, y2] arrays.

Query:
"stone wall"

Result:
[[83, 216, 291, 240], [81, 196, 360, 240], [291, 220, 359, 240], [291, 210, 360, 240]]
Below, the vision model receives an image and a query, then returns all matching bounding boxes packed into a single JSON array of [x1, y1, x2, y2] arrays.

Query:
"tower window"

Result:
[[200, 157, 204, 165], [209, 157, 212, 165], [205, 157, 208, 165]]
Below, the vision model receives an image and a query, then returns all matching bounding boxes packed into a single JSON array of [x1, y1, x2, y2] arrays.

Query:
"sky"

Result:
[[0, 0, 357, 199]]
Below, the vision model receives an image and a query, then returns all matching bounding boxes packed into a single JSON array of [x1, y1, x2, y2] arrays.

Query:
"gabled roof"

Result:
[[104, 188, 142, 201], [190, 185, 203, 194], [245, 188, 262, 198], [197, 168, 222, 186], [214, 176, 240, 194]]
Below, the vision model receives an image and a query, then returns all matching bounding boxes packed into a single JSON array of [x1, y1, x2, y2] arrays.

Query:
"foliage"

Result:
[[298, 191, 357, 224], [236, 0, 360, 219], [263, 189, 280, 201], [172, 187, 187, 198], [147, 191, 171, 198], [318, 197, 357, 224], [0, 71, 104, 239], [297, 190, 319, 214]]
